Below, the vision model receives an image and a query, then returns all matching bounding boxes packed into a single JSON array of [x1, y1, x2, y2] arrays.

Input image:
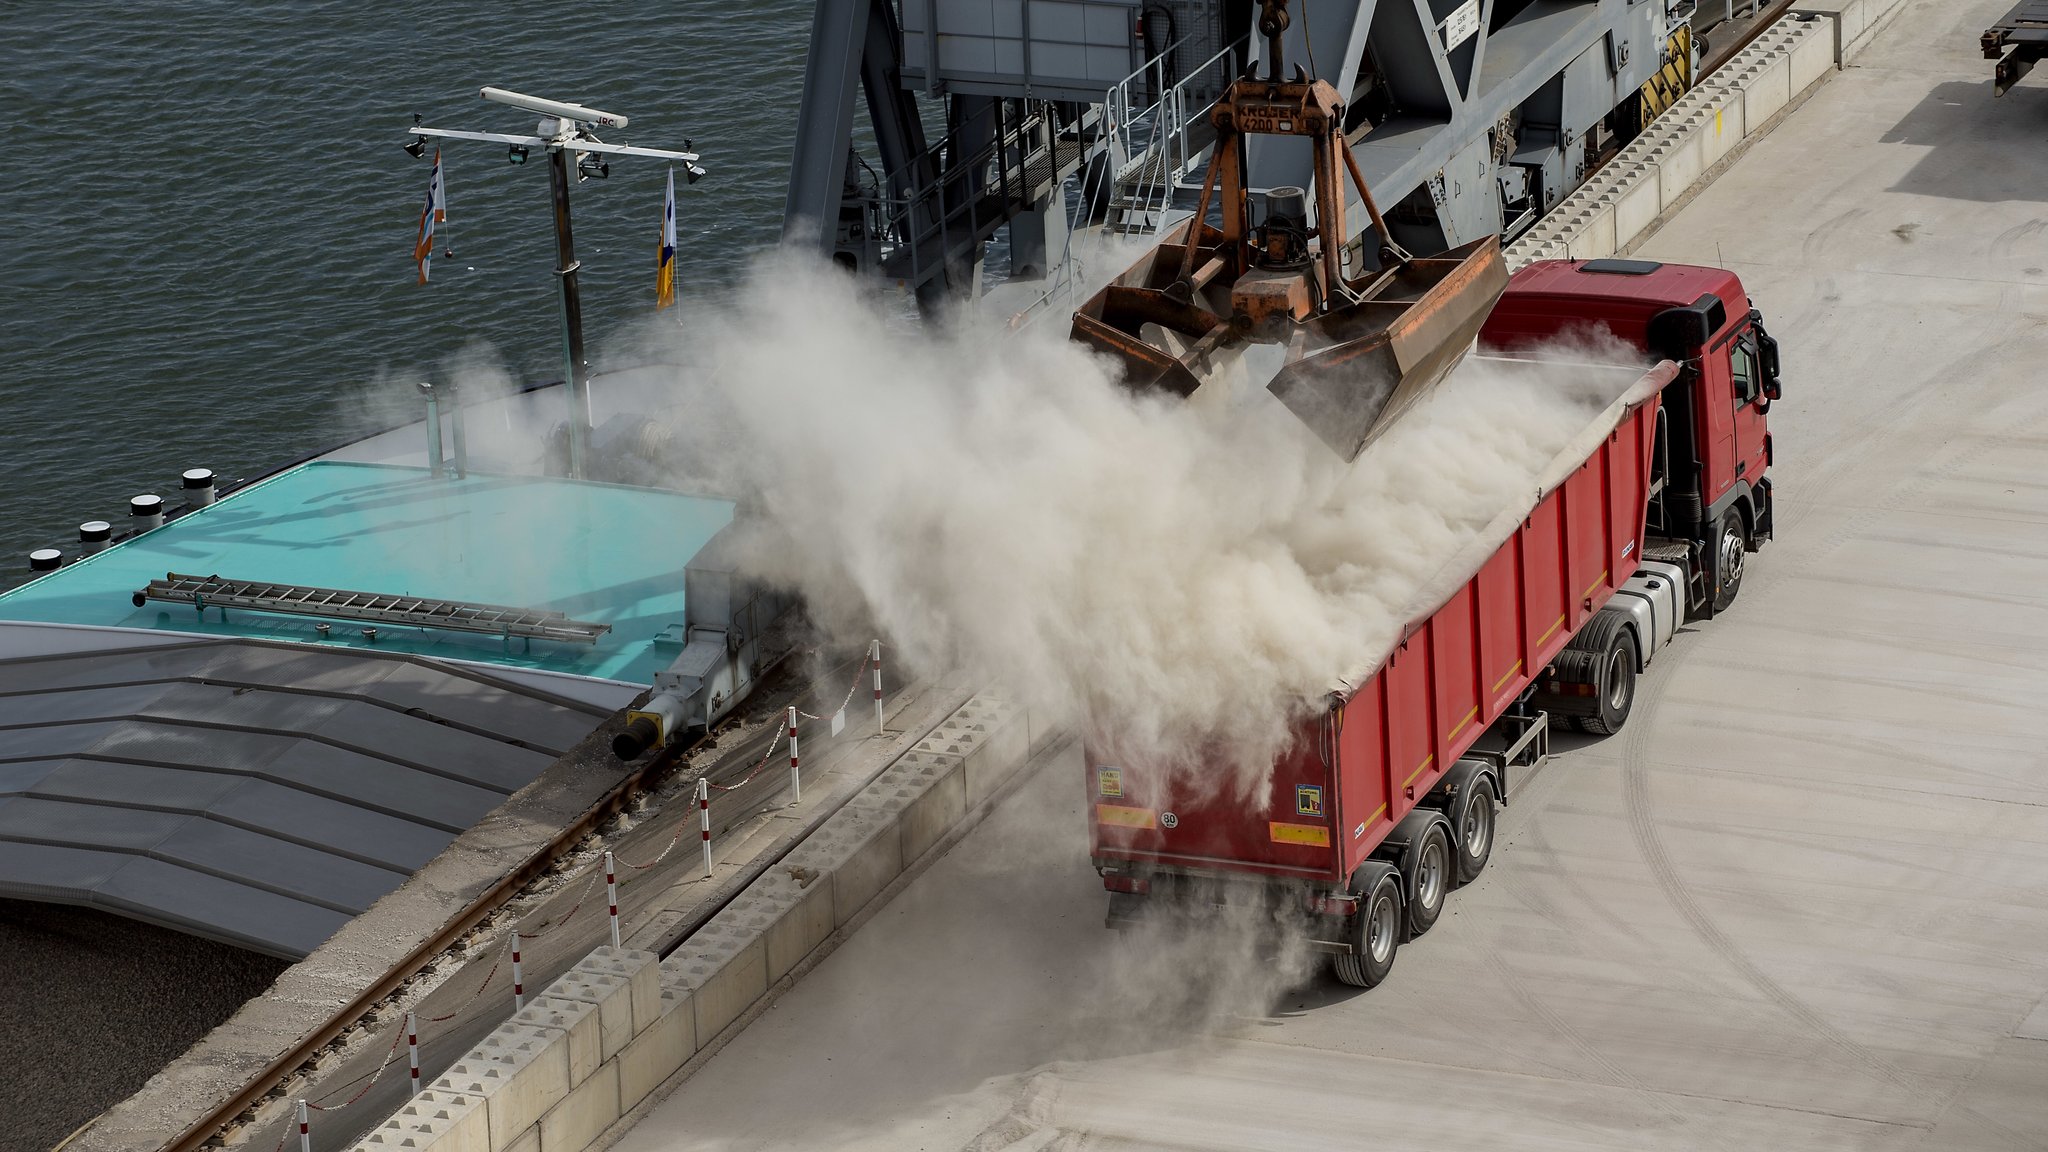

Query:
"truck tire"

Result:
[[1403, 821, 1453, 937], [1448, 775, 1497, 885], [1579, 623, 1637, 736], [1710, 508, 1747, 615], [1332, 868, 1403, 988]]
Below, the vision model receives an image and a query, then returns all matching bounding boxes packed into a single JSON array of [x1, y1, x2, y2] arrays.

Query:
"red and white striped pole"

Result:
[[871, 639, 885, 734], [605, 850, 621, 949], [406, 1010, 420, 1096], [296, 1099, 310, 1152], [698, 776, 712, 877], [787, 706, 801, 803], [512, 940, 524, 1010]]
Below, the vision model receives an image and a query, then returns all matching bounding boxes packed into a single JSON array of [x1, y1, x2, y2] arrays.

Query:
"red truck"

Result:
[[1089, 257, 1781, 987]]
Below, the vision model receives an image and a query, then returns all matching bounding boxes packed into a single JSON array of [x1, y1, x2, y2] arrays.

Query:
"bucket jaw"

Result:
[[1066, 9, 1511, 462], [1265, 238, 1511, 461]]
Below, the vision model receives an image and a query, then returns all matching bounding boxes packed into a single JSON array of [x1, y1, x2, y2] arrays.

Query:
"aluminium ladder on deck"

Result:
[[133, 572, 612, 644]]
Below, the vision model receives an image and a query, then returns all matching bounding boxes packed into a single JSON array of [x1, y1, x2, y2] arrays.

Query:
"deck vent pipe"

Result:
[[79, 521, 112, 555], [28, 548, 61, 572], [447, 383, 468, 479], [182, 468, 216, 507], [129, 494, 164, 532], [418, 382, 445, 478]]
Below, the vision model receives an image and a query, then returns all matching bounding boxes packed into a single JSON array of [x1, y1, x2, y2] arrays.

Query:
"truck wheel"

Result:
[[1332, 872, 1402, 988], [1579, 626, 1637, 736], [1711, 509, 1747, 615], [1449, 776, 1497, 884], [1404, 822, 1452, 937]]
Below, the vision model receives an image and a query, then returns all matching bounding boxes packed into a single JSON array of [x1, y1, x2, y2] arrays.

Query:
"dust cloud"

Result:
[[634, 252, 1640, 792]]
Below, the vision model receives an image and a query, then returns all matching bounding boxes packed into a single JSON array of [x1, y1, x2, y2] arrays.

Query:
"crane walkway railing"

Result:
[[1093, 34, 1247, 236]]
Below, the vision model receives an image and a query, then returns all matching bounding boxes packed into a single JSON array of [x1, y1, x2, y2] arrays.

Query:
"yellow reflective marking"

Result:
[[1403, 753, 1436, 788], [1537, 614, 1566, 645], [1584, 570, 1609, 600], [1446, 705, 1479, 742], [1269, 822, 1331, 847], [1490, 659, 1524, 693], [1364, 803, 1388, 826], [1095, 805, 1155, 829]]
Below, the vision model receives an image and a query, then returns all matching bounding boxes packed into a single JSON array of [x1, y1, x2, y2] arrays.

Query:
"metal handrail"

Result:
[[876, 101, 1063, 290], [1100, 35, 1246, 235]]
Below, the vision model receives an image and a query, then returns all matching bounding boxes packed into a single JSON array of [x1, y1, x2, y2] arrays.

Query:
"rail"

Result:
[[152, 639, 890, 1152], [875, 100, 1072, 293]]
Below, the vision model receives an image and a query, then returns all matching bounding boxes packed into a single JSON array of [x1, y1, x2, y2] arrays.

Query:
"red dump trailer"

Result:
[[1088, 257, 1781, 986]]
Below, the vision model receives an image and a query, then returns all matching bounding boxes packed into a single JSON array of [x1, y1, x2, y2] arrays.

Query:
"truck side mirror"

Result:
[[1755, 325, 1781, 401]]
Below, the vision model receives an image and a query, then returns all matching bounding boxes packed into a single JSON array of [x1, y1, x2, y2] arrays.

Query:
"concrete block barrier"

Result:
[[662, 915, 769, 1042], [854, 751, 968, 864], [542, 968, 635, 1064], [351, 1088, 488, 1152], [353, 688, 1046, 1152], [790, 805, 904, 927], [1794, 0, 1907, 63], [1506, 11, 1841, 270], [755, 865, 835, 983], [536, 1063, 619, 1152], [508, 997, 601, 1088], [616, 992, 693, 1114], [1696, 87, 1745, 170], [575, 948, 660, 1038], [428, 1025, 567, 1151]]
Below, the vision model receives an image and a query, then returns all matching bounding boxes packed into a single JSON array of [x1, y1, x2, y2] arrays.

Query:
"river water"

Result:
[[0, 2, 819, 568]]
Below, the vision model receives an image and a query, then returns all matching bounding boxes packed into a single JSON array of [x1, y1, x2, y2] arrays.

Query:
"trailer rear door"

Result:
[[1091, 723, 1341, 883]]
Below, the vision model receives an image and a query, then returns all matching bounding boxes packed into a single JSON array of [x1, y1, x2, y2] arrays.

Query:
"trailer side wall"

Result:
[[1333, 390, 1661, 877]]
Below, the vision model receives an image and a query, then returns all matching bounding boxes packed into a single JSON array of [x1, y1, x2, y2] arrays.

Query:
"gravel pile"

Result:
[[0, 899, 285, 1152]]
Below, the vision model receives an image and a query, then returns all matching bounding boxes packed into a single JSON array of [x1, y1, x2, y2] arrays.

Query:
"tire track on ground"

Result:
[[1616, 365, 2048, 1149]]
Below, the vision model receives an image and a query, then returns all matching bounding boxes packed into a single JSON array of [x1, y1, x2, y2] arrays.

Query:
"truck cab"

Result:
[[1479, 257, 1780, 616]]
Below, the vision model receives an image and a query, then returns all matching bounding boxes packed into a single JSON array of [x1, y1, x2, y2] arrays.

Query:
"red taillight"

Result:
[[1309, 892, 1358, 916], [1103, 874, 1151, 895]]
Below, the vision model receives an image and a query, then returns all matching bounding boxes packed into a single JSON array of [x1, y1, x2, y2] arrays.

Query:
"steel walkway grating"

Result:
[[133, 572, 612, 644]]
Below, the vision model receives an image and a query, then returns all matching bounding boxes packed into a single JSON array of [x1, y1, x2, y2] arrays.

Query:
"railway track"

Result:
[[147, 639, 925, 1152]]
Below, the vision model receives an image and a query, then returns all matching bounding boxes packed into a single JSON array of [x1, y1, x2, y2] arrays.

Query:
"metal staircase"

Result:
[[1093, 36, 1245, 237], [133, 573, 613, 644]]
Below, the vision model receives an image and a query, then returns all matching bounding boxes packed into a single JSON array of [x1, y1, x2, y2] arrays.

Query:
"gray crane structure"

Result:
[[783, 0, 1699, 308]]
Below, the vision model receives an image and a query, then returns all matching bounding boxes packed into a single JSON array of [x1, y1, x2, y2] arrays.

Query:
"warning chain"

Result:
[[614, 821, 688, 872], [423, 932, 514, 1022], [707, 721, 786, 794], [796, 650, 873, 723], [513, 869, 603, 939], [304, 1027, 406, 1112]]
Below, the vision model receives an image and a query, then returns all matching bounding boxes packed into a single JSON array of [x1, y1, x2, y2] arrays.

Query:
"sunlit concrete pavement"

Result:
[[610, 3, 2048, 1148]]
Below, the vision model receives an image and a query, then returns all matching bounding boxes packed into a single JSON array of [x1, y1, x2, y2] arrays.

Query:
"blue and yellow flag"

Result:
[[414, 150, 446, 285], [656, 166, 677, 309]]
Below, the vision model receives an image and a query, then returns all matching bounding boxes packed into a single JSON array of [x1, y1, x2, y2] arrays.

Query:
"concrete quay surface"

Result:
[[606, 4, 2048, 1149]]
